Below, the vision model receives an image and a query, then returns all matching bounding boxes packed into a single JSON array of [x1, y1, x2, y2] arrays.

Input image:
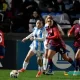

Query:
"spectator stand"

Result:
[[29, 11, 43, 32]]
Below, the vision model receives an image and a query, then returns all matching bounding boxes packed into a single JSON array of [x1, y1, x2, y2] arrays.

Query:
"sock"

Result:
[[22, 61, 28, 70], [75, 59, 79, 71], [68, 58, 76, 68], [38, 66, 40, 71], [40, 67, 43, 72], [68, 58, 79, 71], [43, 57, 48, 71], [48, 58, 53, 72], [38, 66, 43, 72]]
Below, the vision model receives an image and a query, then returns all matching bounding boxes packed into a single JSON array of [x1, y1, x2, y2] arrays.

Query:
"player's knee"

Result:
[[37, 58, 42, 66], [47, 55, 52, 59]]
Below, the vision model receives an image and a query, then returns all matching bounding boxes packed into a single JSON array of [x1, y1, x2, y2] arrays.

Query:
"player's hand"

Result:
[[30, 37, 34, 41], [67, 33, 70, 37], [22, 38, 26, 42], [46, 43, 48, 47]]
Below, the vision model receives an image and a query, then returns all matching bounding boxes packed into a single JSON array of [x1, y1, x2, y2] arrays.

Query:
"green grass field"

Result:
[[0, 70, 80, 80]]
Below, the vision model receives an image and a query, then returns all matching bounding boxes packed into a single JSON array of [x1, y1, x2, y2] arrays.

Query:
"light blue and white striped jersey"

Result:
[[30, 26, 46, 53]]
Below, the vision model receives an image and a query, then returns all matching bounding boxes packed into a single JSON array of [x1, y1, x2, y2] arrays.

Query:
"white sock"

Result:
[[40, 67, 43, 72], [22, 61, 28, 70], [38, 65, 43, 72], [43, 57, 48, 71], [38, 66, 40, 71]]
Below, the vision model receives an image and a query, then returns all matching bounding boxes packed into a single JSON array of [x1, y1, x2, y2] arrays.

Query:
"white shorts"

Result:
[[30, 46, 44, 57], [44, 40, 49, 50]]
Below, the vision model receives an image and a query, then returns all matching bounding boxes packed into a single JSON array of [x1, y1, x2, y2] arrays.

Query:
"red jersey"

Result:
[[0, 30, 4, 47], [46, 26, 65, 48], [68, 24, 80, 47]]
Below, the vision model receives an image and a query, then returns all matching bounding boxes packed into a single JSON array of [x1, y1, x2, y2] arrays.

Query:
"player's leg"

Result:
[[75, 49, 80, 70], [77, 50, 80, 68], [72, 49, 80, 75], [62, 54, 75, 68], [0, 46, 5, 68], [43, 43, 53, 75], [47, 57, 53, 74], [18, 49, 35, 72], [46, 47, 56, 75], [0, 46, 5, 59], [58, 46, 75, 68], [36, 56, 43, 77], [43, 49, 48, 73]]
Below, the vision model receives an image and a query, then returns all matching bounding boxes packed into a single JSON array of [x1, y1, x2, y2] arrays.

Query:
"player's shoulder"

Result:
[[33, 27, 37, 31]]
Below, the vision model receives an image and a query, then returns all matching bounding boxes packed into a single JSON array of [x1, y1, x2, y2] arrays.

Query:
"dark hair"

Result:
[[53, 20, 58, 26]]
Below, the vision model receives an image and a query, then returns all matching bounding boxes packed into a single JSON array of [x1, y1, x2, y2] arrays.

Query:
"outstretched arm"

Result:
[[22, 33, 33, 42], [68, 25, 75, 37]]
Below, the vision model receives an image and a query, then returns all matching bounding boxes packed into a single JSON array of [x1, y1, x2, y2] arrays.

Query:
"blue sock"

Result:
[[68, 58, 76, 68]]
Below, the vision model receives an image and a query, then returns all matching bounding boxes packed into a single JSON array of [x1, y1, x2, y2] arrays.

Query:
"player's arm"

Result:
[[46, 28, 58, 39], [22, 33, 33, 42], [68, 25, 75, 37], [34, 29, 46, 41]]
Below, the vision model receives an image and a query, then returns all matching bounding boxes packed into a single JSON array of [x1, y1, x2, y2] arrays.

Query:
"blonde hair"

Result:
[[45, 15, 64, 35], [45, 15, 53, 24]]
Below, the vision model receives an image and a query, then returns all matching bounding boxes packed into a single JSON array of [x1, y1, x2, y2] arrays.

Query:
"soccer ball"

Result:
[[10, 70, 19, 78]]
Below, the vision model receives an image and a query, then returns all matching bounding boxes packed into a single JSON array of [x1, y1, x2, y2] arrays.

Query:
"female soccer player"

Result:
[[68, 18, 80, 75], [18, 20, 46, 77], [45, 17, 75, 74], [43, 15, 64, 75]]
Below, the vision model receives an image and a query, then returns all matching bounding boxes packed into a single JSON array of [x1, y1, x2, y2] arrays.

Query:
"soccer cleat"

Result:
[[45, 71, 54, 75], [36, 71, 42, 77], [64, 71, 68, 76], [73, 71, 79, 76], [18, 68, 25, 72], [43, 70, 46, 75], [45, 69, 54, 75]]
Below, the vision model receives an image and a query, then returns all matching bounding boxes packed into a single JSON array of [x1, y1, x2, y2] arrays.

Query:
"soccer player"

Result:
[[0, 29, 5, 59], [68, 18, 80, 75], [18, 20, 46, 77], [45, 17, 75, 74], [43, 15, 64, 75]]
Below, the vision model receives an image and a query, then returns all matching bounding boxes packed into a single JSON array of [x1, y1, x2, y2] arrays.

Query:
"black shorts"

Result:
[[0, 45, 5, 57], [49, 45, 66, 55]]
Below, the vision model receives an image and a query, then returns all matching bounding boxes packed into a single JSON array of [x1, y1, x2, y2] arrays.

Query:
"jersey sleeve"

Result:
[[25, 33, 33, 39], [25, 27, 36, 39]]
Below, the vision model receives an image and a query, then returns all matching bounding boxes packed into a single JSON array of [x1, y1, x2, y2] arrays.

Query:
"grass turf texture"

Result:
[[0, 70, 80, 80]]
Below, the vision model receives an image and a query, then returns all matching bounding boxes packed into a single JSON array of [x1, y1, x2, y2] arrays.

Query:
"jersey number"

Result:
[[0, 36, 2, 43]]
